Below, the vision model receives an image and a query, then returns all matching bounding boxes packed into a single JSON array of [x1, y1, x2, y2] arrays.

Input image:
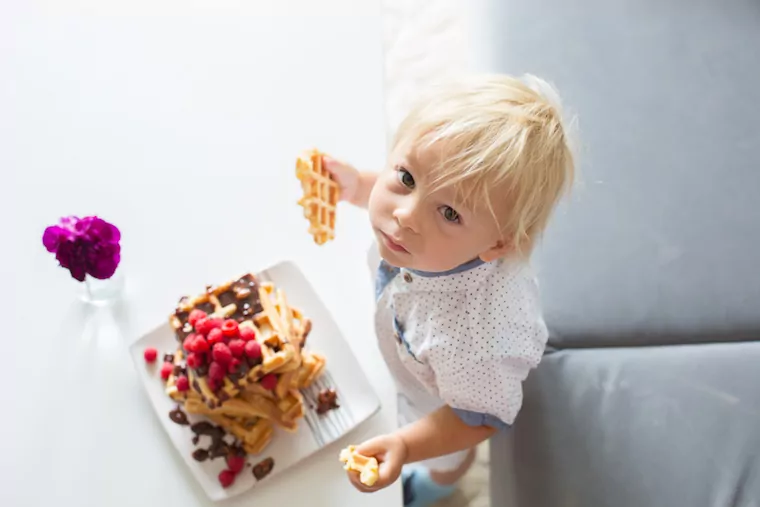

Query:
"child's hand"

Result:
[[346, 433, 408, 493], [322, 155, 360, 204]]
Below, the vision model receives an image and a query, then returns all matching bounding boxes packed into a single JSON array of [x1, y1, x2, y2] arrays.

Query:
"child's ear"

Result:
[[479, 240, 511, 262]]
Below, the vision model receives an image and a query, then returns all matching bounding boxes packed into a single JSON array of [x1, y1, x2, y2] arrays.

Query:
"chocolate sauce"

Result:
[[208, 441, 228, 460], [174, 309, 189, 324], [171, 273, 263, 344], [230, 274, 263, 319], [169, 406, 189, 425], [190, 421, 216, 435], [246, 356, 263, 368], [191, 422, 226, 459], [235, 288, 252, 300], [187, 420, 244, 463], [316, 388, 340, 414], [175, 322, 193, 342], [252, 457, 275, 481], [192, 448, 209, 462], [217, 290, 237, 308], [195, 300, 215, 315], [301, 320, 312, 348]]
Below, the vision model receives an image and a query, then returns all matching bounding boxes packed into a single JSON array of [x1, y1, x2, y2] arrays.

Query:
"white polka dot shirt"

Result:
[[368, 243, 549, 429]]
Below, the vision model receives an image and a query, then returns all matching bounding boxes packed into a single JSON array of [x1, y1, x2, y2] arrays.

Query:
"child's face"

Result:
[[368, 140, 510, 272]]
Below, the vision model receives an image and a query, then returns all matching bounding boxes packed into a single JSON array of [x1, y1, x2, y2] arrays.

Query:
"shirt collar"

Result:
[[408, 257, 485, 277], [398, 257, 497, 292]]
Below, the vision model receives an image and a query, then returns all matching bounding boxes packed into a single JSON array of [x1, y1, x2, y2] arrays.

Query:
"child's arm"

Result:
[[349, 171, 378, 208], [322, 155, 377, 208], [345, 405, 497, 492]]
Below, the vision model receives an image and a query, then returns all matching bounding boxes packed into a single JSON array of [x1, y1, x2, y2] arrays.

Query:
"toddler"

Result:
[[325, 73, 574, 506]]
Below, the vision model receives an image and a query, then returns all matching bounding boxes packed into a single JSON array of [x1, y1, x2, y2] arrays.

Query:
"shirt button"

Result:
[[403, 272, 413, 283]]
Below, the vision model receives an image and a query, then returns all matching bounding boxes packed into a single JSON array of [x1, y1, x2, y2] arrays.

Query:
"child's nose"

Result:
[[393, 204, 419, 232]]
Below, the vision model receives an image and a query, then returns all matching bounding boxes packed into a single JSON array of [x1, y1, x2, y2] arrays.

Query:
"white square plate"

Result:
[[129, 260, 381, 501]]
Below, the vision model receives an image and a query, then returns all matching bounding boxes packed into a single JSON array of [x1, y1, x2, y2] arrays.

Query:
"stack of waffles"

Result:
[[296, 148, 339, 245], [162, 272, 326, 455]]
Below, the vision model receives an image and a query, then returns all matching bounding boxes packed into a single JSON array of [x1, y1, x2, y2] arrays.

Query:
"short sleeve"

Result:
[[434, 354, 532, 429], [427, 264, 548, 428]]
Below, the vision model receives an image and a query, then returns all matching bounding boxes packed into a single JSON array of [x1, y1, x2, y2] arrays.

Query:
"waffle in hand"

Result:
[[295, 148, 339, 245], [339, 445, 380, 486]]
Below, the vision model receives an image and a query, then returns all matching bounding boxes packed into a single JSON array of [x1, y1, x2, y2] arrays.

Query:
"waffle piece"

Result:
[[296, 351, 326, 389], [276, 390, 305, 426], [254, 282, 300, 374], [161, 271, 329, 464], [275, 370, 297, 400], [296, 148, 339, 245], [339, 445, 380, 487], [206, 414, 274, 455], [169, 273, 309, 409], [238, 390, 299, 431], [184, 399, 276, 454], [171, 273, 263, 342], [167, 381, 276, 455]]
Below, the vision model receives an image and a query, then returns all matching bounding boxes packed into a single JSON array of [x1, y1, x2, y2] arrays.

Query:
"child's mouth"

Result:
[[380, 231, 409, 253]]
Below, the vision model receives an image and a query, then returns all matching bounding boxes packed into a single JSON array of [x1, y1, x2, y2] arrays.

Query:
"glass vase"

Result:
[[80, 269, 125, 306]]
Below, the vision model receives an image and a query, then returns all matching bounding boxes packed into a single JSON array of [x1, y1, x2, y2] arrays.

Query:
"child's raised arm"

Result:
[[322, 155, 377, 208]]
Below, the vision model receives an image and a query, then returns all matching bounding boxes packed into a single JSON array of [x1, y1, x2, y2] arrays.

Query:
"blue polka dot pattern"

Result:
[[373, 254, 549, 428]]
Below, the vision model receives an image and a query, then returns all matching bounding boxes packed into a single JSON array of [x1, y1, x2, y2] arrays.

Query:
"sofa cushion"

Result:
[[484, 0, 760, 348], [491, 343, 760, 507]]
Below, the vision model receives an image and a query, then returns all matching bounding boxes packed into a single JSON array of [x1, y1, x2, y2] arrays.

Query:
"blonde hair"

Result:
[[391, 73, 575, 257]]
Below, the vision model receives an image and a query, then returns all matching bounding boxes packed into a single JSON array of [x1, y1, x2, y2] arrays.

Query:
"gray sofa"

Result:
[[484, 0, 760, 505]]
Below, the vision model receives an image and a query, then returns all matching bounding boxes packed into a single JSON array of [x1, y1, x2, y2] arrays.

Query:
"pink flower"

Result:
[[43, 216, 121, 282]]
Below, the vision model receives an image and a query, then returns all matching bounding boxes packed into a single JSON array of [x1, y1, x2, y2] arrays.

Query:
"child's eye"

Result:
[[397, 168, 415, 189], [440, 206, 460, 223]]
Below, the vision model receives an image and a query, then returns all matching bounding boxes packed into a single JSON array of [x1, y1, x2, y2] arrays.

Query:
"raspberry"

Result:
[[194, 318, 212, 336], [143, 347, 158, 363], [227, 358, 241, 374], [176, 375, 189, 392], [209, 361, 226, 382], [239, 326, 256, 342], [160, 362, 174, 380], [226, 455, 245, 473], [228, 339, 245, 358], [218, 469, 236, 488], [221, 319, 239, 338], [207, 328, 224, 346], [188, 309, 207, 328], [207, 377, 220, 392], [208, 318, 224, 331], [186, 353, 202, 369], [244, 340, 262, 359], [193, 336, 210, 353], [183, 334, 197, 353], [212, 343, 233, 365], [260, 373, 278, 391]]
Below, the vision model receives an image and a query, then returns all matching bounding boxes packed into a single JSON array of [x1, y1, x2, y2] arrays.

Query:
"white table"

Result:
[[1, 3, 401, 506]]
